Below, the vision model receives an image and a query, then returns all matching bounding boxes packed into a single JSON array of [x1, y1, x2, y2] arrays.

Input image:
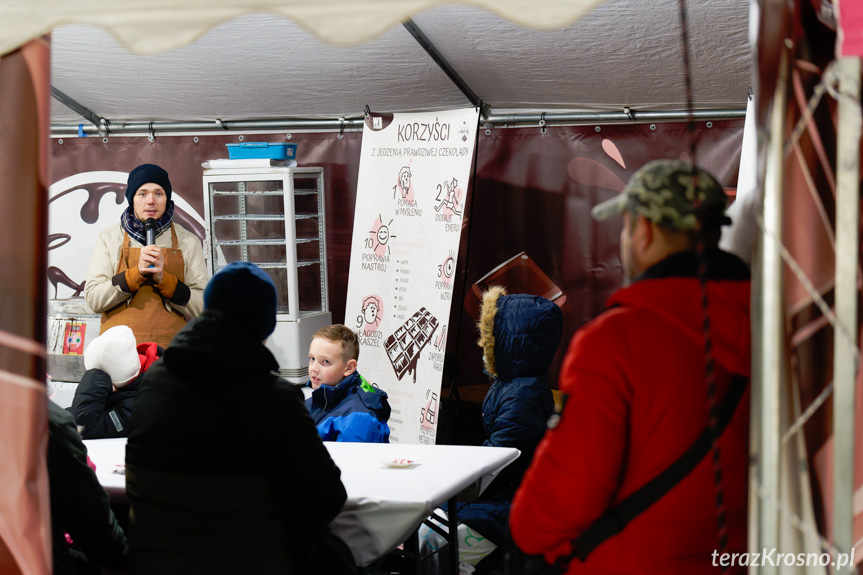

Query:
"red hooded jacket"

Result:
[[510, 250, 750, 574]]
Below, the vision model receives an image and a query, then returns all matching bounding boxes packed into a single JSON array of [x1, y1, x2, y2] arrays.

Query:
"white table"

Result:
[[83, 438, 519, 568]]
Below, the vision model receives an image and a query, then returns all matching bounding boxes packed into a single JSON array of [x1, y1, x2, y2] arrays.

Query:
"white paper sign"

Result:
[[345, 108, 479, 444]]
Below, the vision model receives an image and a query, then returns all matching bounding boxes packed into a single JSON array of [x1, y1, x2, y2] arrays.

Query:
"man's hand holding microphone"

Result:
[[138, 218, 165, 283]]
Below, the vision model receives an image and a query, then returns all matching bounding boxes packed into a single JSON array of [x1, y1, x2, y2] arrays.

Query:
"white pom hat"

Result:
[[83, 325, 141, 387]]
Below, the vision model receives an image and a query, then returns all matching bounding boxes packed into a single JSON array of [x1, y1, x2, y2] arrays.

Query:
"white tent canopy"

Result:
[[42, 0, 751, 128], [4, 0, 607, 55]]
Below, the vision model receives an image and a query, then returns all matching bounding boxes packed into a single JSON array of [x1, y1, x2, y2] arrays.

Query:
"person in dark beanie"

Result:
[[85, 163, 208, 349], [125, 261, 352, 575], [201, 261, 277, 341]]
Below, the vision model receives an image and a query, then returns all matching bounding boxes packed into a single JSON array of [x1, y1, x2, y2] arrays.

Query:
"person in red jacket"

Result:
[[509, 159, 750, 574]]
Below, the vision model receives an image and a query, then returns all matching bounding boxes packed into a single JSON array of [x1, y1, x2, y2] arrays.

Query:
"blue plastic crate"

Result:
[[225, 142, 297, 160]]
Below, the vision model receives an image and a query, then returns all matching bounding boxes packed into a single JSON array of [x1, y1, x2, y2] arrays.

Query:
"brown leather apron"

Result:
[[100, 225, 187, 349]]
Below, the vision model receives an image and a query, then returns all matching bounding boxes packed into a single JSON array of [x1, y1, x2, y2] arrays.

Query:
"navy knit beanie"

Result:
[[204, 262, 277, 341], [125, 164, 172, 206]]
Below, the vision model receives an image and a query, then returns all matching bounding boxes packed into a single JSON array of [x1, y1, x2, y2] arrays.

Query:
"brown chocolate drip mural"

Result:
[[47, 266, 85, 299], [49, 183, 125, 224], [47, 233, 71, 251], [172, 209, 205, 242]]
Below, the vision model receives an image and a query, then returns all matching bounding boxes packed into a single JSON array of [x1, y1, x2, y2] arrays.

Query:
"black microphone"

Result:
[[144, 218, 157, 268]]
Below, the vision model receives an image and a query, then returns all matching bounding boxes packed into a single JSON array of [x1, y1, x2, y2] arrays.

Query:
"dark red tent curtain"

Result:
[[0, 38, 52, 575]]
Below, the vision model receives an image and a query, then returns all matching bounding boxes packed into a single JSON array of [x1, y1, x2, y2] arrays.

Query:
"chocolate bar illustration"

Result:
[[384, 307, 439, 382]]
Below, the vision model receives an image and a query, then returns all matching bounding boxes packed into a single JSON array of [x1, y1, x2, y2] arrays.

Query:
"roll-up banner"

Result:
[[345, 108, 479, 444]]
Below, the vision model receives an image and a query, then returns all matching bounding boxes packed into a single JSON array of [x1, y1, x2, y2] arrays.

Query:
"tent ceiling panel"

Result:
[[411, 1, 751, 113], [48, 0, 751, 127], [50, 15, 470, 124]]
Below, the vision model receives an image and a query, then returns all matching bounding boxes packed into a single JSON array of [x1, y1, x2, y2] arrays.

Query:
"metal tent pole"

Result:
[[485, 108, 745, 125], [51, 86, 105, 129], [832, 55, 861, 572], [753, 47, 788, 575], [402, 19, 490, 119], [49, 108, 746, 137]]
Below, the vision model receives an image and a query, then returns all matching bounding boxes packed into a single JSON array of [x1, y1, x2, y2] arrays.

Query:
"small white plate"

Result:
[[382, 457, 418, 468]]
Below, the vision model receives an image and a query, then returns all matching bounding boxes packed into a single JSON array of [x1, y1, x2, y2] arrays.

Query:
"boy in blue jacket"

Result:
[[305, 324, 391, 442]]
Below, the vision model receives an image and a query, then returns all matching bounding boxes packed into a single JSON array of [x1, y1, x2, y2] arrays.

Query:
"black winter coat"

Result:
[[126, 310, 348, 574], [48, 400, 128, 575], [71, 369, 140, 439]]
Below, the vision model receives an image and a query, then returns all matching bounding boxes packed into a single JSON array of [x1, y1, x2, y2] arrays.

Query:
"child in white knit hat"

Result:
[[85, 326, 141, 386], [71, 325, 163, 438]]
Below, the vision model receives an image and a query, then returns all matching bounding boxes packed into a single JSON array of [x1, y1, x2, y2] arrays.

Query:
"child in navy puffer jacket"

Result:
[[423, 285, 563, 573]]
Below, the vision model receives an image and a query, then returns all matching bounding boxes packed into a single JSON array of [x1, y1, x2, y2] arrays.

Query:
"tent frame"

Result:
[[49, 108, 746, 137], [832, 54, 861, 568]]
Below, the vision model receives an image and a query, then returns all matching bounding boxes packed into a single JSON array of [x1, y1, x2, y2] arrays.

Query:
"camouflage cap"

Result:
[[591, 159, 729, 230]]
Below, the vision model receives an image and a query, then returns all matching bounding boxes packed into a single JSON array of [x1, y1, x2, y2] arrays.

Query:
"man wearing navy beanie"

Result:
[[124, 164, 173, 206], [85, 163, 208, 349], [126, 261, 353, 574]]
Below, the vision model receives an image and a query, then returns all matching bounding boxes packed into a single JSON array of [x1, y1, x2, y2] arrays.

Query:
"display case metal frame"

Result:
[[202, 166, 329, 320], [201, 166, 331, 382]]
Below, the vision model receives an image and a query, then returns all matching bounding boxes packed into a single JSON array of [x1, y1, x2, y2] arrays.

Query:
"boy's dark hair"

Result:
[[313, 324, 360, 362]]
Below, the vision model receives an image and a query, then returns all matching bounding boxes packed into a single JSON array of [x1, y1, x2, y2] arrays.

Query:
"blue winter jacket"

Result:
[[305, 372, 391, 443], [452, 293, 562, 545]]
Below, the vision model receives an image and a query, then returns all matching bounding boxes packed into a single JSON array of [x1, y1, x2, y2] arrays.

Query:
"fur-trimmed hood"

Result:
[[477, 286, 563, 380]]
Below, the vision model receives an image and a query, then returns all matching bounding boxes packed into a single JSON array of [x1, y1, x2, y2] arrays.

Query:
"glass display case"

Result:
[[202, 166, 331, 382]]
